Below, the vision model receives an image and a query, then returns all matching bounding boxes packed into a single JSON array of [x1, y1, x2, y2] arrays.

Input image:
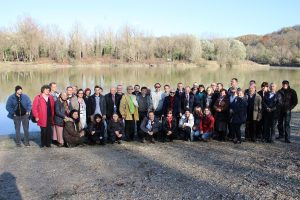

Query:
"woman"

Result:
[[230, 90, 248, 144], [77, 89, 87, 129], [213, 89, 229, 141], [63, 109, 85, 147], [107, 113, 124, 144], [120, 85, 139, 141], [32, 85, 55, 148], [191, 106, 202, 141], [194, 84, 206, 110], [54, 92, 70, 147], [178, 109, 194, 141], [200, 108, 215, 141], [83, 88, 91, 104], [87, 114, 105, 145], [162, 110, 177, 142], [205, 86, 214, 109]]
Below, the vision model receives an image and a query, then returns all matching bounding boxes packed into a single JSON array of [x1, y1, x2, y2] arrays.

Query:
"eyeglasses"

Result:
[[155, 86, 161, 88], [170, 92, 175, 94], [127, 89, 134, 91]]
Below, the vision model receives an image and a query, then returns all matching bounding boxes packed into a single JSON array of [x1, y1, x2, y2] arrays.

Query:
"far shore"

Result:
[[0, 60, 271, 71]]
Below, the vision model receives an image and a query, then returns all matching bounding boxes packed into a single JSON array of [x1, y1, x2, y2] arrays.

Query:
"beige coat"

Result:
[[251, 93, 262, 121], [119, 94, 139, 121]]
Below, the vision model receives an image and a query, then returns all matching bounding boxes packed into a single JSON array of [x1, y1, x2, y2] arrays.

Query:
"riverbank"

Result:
[[0, 114, 299, 199]]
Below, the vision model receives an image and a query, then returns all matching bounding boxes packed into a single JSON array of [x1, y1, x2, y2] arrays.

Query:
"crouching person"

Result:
[[107, 113, 124, 144], [178, 109, 194, 141], [162, 110, 177, 142], [63, 110, 85, 147], [87, 114, 105, 145], [139, 111, 160, 143], [200, 108, 215, 141]]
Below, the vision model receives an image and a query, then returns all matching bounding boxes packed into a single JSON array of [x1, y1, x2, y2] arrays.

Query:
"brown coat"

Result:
[[119, 94, 139, 121], [63, 118, 85, 146], [250, 93, 262, 121]]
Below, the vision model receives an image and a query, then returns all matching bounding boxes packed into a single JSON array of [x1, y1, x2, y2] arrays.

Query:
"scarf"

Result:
[[166, 116, 173, 128], [128, 95, 135, 114]]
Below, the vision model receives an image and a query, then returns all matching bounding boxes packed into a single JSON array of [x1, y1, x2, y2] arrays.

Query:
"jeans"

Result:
[[202, 132, 212, 140], [277, 110, 291, 140], [13, 115, 30, 145], [191, 130, 200, 141]]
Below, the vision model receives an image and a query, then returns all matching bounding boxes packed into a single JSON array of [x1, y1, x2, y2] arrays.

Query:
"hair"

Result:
[[167, 110, 173, 115], [77, 89, 84, 96], [69, 109, 79, 122], [66, 86, 73, 90], [249, 80, 256, 84], [219, 88, 227, 94], [93, 113, 103, 121], [154, 83, 161, 87], [49, 82, 56, 88], [232, 78, 238, 82], [198, 84, 205, 89], [164, 84, 170, 88], [94, 85, 103, 90], [141, 86, 148, 91], [84, 88, 91, 93], [41, 85, 51, 93], [127, 85, 133, 90], [134, 84, 140, 88], [185, 108, 191, 113], [261, 82, 269, 88], [217, 82, 223, 87]]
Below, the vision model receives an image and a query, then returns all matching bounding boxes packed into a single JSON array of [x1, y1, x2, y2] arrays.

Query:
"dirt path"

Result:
[[0, 114, 299, 200]]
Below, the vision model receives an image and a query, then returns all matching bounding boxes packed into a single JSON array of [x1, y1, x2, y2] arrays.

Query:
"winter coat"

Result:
[[119, 94, 139, 120], [277, 87, 298, 112], [6, 93, 32, 119], [162, 117, 177, 133], [105, 93, 122, 119], [231, 97, 248, 124], [162, 95, 180, 117], [54, 99, 67, 126], [63, 118, 85, 146], [246, 93, 262, 121], [32, 94, 55, 127], [107, 120, 125, 134], [200, 115, 215, 133], [87, 94, 107, 117], [140, 117, 160, 133]]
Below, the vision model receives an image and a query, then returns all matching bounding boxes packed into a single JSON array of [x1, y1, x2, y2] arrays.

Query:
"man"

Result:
[[136, 87, 153, 134], [151, 83, 164, 118], [210, 82, 217, 92], [257, 82, 269, 139], [277, 80, 298, 143], [49, 82, 59, 102], [120, 85, 139, 141], [178, 109, 194, 141], [192, 82, 199, 94], [139, 111, 160, 143], [6, 86, 32, 147], [245, 85, 262, 142], [66, 86, 79, 111], [228, 78, 240, 96], [262, 83, 281, 143], [87, 85, 107, 122], [176, 82, 185, 98], [117, 84, 124, 96], [211, 83, 224, 115], [133, 84, 141, 96], [179, 86, 194, 117], [72, 86, 78, 96], [163, 84, 171, 98], [105, 87, 122, 120], [244, 80, 256, 96]]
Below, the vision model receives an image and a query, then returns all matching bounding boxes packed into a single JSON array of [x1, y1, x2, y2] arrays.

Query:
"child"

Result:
[[107, 113, 124, 144]]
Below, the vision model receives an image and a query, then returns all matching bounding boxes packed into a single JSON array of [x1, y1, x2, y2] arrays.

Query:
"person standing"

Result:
[[54, 92, 69, 147], [245, 85, 262, 142], [136, 86, 153, 134], [32, 85, 55, 148], [262, 83, 281, 143], [49, 82, 59, 102], [133, 84, 142, 96], [257, 82, 269, 139], [230, 89, 248, 144], [277, 80, 298, 143], [151, 83, 164, 118], [162, 88, 180, 118], [66, 86, 79, 111], [77, 89, 87, 129], [228, 78, 240, 96], [87, 85, 107, 122], [117, 84, 124, 96], [194, 84, 206, 110], [213, 89, 229, 141], [105, 87, 122, 120], [120, 85, 139, 141], [6, 85, 32, 147], [179, 86, 194, 117]]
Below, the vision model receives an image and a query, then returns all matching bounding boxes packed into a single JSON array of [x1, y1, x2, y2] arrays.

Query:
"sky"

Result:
[[0, 0, 299, 38]]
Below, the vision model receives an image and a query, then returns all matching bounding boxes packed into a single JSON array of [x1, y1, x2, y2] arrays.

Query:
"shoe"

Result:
[[285, 140, 291, 143], [25, 143, 30, 147], [16, 143, 22, 147], [276, 136, 283, 140], [237, 141, 242, 144], [233, 139, 237, 144], [141, 139, 145, 143], [117, 141, 122, 144], [150, 140, 155, 144], [57, 144, 64, 147]]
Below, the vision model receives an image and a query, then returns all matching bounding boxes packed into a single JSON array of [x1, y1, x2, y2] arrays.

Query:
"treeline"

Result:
[[2, 16, 300, 66], [238, 25, 300, 66]]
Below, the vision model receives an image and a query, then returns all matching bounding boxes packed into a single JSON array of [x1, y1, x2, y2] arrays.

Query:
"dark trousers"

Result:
[[263, 111, 277, 142], [13, 115, 30, 145], [137, 111, 147, 134], [246, 119, 257, 141], [109, 131, 123, 142], [87, 131, 104, 144], [162, 131, 174, 142], [139, 130, 156, 141], [231, 123, 242, 142], [178, 127, 191, 141], [227, 123, 234, 140], [125, 119, 135, 141], [256, 117, 264, 140], [277, 110, 291, 140], [40, 118, 52, 147]]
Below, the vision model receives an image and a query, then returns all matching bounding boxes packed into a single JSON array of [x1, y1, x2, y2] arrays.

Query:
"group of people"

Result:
[[6, 78, 298, 148]]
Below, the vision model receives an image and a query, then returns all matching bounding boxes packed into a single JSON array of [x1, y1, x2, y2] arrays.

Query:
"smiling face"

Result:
[[72, 111, 79, 119], [112, 113, 119, 121], [127, 86, 133, 94]]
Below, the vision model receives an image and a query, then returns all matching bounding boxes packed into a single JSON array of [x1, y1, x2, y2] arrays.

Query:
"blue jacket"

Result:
[[6, 93, 32, 119]]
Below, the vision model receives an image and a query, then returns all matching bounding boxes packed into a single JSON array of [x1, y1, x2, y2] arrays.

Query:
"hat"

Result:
[[15, 85, 22, 92], [282, 80, 289, 85]]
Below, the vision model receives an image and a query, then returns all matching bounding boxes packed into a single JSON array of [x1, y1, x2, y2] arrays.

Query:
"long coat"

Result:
[[63, 118, 85, 146], [213, 96, 229, 132], [119, 94, 139, 120], [105, 93, 122, 119], [247, 93, 262, 121], [32, 94, 55, 127]]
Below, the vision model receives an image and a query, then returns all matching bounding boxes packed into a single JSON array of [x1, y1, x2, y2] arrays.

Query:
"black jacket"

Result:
[[262, 92, 281, 114], [107, 120, 125, 133], [54, 100, 67, 126], [105, 93, 122, 119], [162, 96, 180, 117], [140, 117, 160, 133], [179, 92, 194, 114], [277, 87, 298, 112], [231, 97, 248, 124], [162, 118, 177, 133], [87, 94, 107, 117]]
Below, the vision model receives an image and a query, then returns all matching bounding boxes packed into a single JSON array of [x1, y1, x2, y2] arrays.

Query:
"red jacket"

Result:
[[32, 94, 55, 127], [199, 115, 215, 133]]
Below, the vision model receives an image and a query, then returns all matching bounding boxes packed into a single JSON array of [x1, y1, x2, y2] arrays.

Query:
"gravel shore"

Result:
[[0, 114, 299, 200]]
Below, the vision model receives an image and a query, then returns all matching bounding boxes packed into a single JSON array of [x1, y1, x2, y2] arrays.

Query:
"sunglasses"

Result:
[[170, 92, 175, 94]]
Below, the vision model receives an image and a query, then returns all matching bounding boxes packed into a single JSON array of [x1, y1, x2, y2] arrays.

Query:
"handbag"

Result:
[[30, 95, 41, 123]]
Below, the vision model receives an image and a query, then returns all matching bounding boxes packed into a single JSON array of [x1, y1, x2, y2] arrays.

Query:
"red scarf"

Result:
[[166, 116, 173, 128]]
